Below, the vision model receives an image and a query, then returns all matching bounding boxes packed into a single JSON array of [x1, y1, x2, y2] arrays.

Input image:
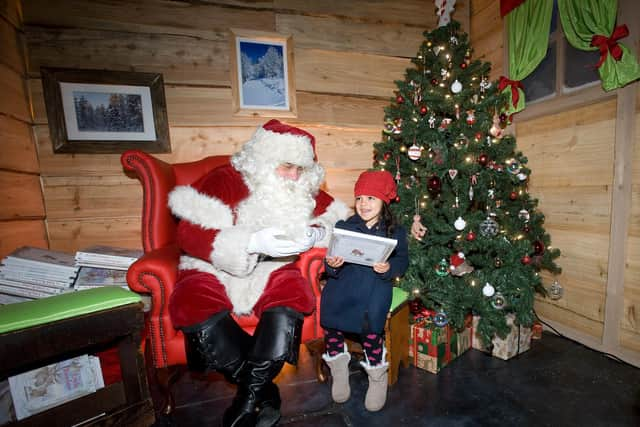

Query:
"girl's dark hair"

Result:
[[381, 202, 399, 238]]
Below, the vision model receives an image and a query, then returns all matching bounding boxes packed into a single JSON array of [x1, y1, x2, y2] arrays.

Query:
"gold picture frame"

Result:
[[229, 29, 297, 118]]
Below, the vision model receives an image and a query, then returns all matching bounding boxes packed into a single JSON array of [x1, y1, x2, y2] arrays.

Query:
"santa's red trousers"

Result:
[[169, 262, 315, 328]]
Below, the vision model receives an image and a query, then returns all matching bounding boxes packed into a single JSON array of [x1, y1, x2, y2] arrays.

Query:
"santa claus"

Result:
[[167, 119, 349, 427]]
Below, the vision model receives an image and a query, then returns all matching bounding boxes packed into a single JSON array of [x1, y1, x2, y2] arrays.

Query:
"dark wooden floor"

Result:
[[150, 332, 640, 426]]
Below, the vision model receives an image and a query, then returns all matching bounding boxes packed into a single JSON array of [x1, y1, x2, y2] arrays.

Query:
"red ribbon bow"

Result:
[[498, 76, 524, 108], [590, 24, 629, 68]]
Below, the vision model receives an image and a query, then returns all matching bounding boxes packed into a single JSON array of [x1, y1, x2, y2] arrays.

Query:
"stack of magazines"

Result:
[[0, 247, 78, 303], [73, 245, 143, 291]]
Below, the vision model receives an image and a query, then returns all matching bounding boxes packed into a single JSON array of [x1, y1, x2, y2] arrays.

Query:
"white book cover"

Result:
[[75, 245, 142, 265], [0, 279, 63, 294], [4, 247, 77, 273], [0, 284, 57, 299], [0, 293, 33, 305], [9, 355, 104, 420], [327, 228, 398, 267], [0, 272, 73, 289]]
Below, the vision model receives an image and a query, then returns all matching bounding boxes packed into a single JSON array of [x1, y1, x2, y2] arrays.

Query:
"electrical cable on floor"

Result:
[[532, 309, 631, 366]]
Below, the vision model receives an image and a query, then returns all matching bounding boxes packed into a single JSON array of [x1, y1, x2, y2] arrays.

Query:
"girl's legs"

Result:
[[322, 328, 351, 403], [324, 328, 345, 356], [361, 332, 384, 366], [359, 331, 388, 412]]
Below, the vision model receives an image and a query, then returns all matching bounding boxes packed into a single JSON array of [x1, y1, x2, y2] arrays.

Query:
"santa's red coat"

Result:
[[166, 164, 349, 328]]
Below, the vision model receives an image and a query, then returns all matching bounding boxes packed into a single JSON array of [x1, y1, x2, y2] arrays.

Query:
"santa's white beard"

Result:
[[235, 169, 319, 238]]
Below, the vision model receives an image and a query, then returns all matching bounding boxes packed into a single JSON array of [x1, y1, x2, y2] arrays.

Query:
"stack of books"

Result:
[[73, 245, 143, 291], [0, 247, 78, 303]]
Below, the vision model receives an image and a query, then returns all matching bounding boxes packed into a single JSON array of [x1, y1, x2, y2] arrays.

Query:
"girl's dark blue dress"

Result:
[[320, 214, 409, 334]]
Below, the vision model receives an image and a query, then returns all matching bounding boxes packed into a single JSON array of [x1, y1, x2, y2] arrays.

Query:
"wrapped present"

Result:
[[531, 321, 543, 340], [472, 314, 532, 360], [409, 319, 471, 374]]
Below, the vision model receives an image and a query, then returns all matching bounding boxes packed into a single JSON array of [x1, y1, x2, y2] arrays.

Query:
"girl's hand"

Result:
[[372, 262, 390, 274], [326, 256, 344, 268]]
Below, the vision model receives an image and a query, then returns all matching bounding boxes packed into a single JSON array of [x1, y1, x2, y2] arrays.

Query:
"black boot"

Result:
[[223, 307, 303, 427], [181, 310, 252, 384]]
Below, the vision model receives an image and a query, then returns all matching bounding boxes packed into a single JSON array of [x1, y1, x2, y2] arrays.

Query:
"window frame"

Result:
[[504, 3, 615, 122]]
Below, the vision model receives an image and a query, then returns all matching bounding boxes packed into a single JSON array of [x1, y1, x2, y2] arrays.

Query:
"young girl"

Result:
[[320, 170, 409, 412]]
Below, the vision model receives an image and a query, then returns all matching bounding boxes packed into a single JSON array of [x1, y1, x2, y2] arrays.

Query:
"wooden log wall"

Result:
[[0, 0, 48, 257], [8, 0, 639, 363], [21, 0, 470, 254], [468, 1, 640, 365]]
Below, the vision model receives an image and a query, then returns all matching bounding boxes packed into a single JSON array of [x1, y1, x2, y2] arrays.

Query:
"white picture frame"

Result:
[[327, 228, 398, 267]]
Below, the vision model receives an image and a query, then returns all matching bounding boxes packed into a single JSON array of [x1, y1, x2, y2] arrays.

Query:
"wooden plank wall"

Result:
[[469, 1, 640, 364], [21, 0, 470, 254], [0, 0, 48, 257], [623, 88, 640, 354]]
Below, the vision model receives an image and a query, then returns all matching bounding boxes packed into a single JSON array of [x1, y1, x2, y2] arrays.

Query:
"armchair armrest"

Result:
[[126, 245, 183, 368], [295, 247, 327, 341], [126, 245, 180, 302]]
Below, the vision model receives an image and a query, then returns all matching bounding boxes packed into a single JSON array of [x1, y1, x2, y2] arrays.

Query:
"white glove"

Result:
[[247, 227, 308, 257], [295, 226, 327, 251]]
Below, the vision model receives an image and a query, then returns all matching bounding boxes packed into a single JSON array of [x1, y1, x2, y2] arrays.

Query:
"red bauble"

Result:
[[499, 113, 508, 123], [419, 105, 428, 115], [395, 196, 401, 203], [427, 175, 442, 194], [466, 231, 476, 241], [460, 62, 467, 69], [431, 78, 438, 85], [521, 255, 532, 265], [523, 224, 531, 233], [533, 240, 545, 255], [478, 153, 489, 166], [383, 152, 392, 161], [509, 191, 518, 200], [475, 132, 483, 140], [396, 95, 405, 104]]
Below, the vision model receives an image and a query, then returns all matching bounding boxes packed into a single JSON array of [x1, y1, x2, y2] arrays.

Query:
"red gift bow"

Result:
[[498, 76, 524, 108], [590, 24, 629, 68]]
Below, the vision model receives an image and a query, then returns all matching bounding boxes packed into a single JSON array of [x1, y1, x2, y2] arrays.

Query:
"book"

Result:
[[75, 245, 143, 270], [326, 228, 398, 267], [0, 284, 59, 299], [0, 272, 73, 289], [3, 247, 77, 275], [0, 293, 32, 305], [73, 267, 128, 287], [9, 355, 104, 421]]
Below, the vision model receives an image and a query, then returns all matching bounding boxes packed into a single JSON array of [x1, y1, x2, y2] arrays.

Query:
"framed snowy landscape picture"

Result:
[[41, 68, 171, 154], [230, 29, 297, 117]]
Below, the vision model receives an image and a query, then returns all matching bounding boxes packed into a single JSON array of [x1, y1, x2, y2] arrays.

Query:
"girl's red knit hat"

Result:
[[354, 170, 397, 204]]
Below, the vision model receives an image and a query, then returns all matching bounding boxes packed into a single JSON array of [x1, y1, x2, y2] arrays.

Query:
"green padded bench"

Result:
[[0, 287, 154, 427]]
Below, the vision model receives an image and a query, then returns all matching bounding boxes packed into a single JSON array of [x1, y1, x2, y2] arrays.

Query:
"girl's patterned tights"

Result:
[[324, 328, 384, 366]]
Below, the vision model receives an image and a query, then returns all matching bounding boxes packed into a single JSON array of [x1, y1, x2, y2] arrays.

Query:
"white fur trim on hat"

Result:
[[232, 126, 316, 178], [210, 226, 259, 277], [168, 185, 233, 230]]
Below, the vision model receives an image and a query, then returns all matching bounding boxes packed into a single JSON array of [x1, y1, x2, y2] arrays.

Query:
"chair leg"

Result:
[[156, 366, 179, 415], [304, 338, 327, 383]]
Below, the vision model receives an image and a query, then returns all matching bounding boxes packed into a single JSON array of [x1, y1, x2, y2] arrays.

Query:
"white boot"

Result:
[[322, 344, 351, 403], [360, 347, 388, 412]]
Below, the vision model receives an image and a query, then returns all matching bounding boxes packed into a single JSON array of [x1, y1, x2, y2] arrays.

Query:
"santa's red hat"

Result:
[[354, 170, 397, 204], [232, 119, 322, 182], [261, 119, 316, 159]]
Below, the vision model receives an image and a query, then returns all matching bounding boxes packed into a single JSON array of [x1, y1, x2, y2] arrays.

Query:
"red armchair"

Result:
[[120, 149, 326, 414]]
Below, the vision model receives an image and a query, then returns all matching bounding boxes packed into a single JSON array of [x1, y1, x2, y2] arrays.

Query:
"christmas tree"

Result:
[[373, 21, 561, 344]]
